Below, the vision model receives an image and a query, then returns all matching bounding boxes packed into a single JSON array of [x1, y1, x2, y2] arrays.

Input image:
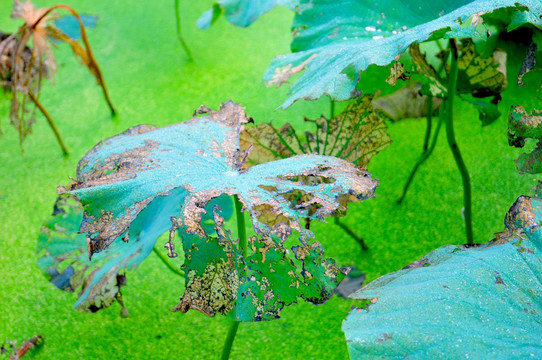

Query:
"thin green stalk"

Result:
[[446, 39, 473, 244], [220, 196, 247, 360], [423, 96, 433, 153], [234, 196, 247, 255], [174, 0, 194, 61], [329, 98, 368, 250], [397, 108, 444, 204], [334, 217, 368, 250], [153, 245, 184, 276], [221, 320, 240, 360]]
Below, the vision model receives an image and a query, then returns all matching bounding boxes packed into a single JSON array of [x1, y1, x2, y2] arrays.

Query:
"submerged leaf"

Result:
[[197, 0, 299, 29], [343, 196, 542, 358], [264, 0, 541, 107], [59, 101, 378, 320], [241, 95, 391, 169], [371, 83, 442, 121]]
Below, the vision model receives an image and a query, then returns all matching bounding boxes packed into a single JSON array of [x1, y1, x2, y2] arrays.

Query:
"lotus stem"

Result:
[[397, 108, 444, 204], [32, 5, 117, 116], [221, 320, 240, 360], [219, 196, 247, 360], [174, 0, 193, 61], [334, 217, 368, 250], [234, 195, 247, 255], [423, 96, 433, 153], [28, 91, 69, 156], [329, 98, 368, 250], [446, 39, 473, 244]]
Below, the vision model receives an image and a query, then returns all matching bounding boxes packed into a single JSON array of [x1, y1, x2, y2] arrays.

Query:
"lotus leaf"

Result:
[[57, 101, 378, 321], [343, 196, 542, 358], [240, 94, 391, 168], [264, 0, 542, 107], [197, 0, 299, 29]]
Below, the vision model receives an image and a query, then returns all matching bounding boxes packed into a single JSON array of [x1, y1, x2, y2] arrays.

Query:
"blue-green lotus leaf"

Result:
[[264, 0, 542, 108], [38, 194, 231, 314], [197, 0, 299, 29], [342, 196, 542, 359], [59, 101, 377, 320]]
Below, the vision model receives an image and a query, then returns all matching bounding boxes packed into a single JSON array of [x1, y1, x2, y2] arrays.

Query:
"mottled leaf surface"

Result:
[[174, 208, 346, 321], [508, 105, 542, 174], [264, 0, 542, 107], [241, 95, 391, 169], [409, 39, 508, 100], [197, 0, 299, 29], [38, 194, 231, 314], [343, 196, 542, 359], [60, 102, 377, 320], [455, 39, 508, 97]]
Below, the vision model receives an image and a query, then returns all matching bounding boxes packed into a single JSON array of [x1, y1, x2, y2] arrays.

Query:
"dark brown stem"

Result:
[[28, 91, 69, 155], [31, 5, 117, 116]]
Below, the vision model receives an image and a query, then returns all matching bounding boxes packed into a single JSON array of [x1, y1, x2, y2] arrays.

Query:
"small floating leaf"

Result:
[[197, 0, 299, 29]]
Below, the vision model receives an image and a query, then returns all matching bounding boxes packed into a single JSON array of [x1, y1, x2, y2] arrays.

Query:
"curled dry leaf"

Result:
[[58, 101, 378, 321], [1, 335, 43, 360], [0, 0, 114, 151], [343, 196, 542, 358]]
